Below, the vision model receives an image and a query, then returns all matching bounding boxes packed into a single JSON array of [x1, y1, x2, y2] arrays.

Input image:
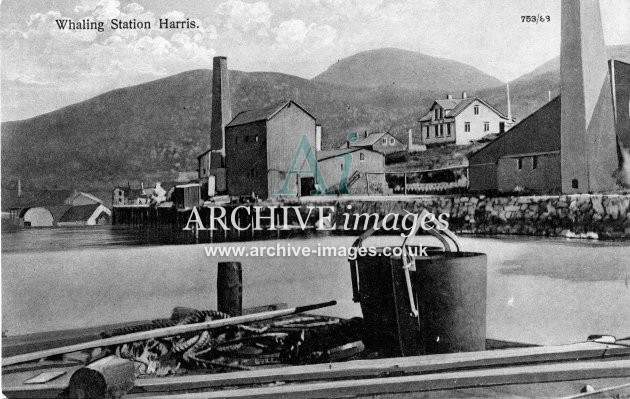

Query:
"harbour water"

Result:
[[2, 225, 629, 346]]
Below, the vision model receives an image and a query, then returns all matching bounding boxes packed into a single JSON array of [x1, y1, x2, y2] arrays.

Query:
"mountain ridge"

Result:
[[313, 47, 504, 91], [4, 45, 628, 200]]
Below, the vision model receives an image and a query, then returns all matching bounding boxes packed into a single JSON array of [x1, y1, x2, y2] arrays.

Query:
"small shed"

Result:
[[172, 184, 201, 210], [57, 204, 112, 226]]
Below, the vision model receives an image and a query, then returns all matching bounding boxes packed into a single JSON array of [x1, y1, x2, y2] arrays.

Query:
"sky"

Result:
[[1, 0, 629, 121]]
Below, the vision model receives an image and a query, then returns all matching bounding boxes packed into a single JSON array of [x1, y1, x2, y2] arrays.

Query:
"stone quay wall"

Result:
[[313, 194, 630, 239]]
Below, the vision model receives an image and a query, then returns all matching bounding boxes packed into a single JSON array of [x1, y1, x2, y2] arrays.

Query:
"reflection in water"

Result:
[[1, 224, 324, 253], [1, 226, 629, 345]]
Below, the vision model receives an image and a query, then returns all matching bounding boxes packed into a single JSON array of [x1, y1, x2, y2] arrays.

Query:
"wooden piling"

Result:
[[217, 262, 243, 316]]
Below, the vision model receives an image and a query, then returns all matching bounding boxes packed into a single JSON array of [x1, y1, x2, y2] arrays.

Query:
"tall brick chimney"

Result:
[[210, 56, 232, 166]]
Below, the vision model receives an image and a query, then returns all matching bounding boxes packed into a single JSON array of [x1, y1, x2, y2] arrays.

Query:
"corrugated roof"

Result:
[[59, 204, 100, 222], [226, 100, 315, 128]]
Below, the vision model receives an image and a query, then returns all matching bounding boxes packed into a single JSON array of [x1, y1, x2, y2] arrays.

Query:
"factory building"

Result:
[[468, 0, 629, 194], [225, 100, 318, 199], [469, 59, 630, 193]]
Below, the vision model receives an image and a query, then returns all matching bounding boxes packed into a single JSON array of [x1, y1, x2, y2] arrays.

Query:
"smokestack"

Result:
[[210, 56, 232, 163], [548, 89, 552, 102], [506, 83, 512, 121], [447, 94, 453, 100], [560, 0, 617, 193], [461, 92, 467, 99], [408, 129, 413, 150], [315, 124, 322, 151], [17, 179, 22, 198]]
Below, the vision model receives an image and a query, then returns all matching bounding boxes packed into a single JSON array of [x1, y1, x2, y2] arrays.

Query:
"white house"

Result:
[[416, 92, 515, 146]]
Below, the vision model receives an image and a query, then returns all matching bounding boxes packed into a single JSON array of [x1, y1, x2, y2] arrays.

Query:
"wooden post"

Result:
[[404, 173, 408, 195], [217, 262, 243, 316]]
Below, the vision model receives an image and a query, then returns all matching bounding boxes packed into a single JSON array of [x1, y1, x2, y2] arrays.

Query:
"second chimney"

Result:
[[447, 94, 453, 99], [461, 91, 467, 99], [210, 56, 232, 164]]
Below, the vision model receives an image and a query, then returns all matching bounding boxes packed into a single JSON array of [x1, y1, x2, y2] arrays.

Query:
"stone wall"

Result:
[[321, 194, 630, 239]]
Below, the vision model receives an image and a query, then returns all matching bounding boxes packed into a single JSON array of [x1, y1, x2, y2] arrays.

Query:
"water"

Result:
[[2, 226, 629, 345]]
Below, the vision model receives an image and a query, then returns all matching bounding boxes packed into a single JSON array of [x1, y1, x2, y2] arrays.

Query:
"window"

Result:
[[532, 156, 538, 170], [255, 135, 259, 142], [235, 137, 238, 144], [340, 163, 344, 170], [434, 125, 439, 137], [464, 122, 470, 132], [434, 109, 439, 119], [440, 125, 444, 137], [484, 122, 490, 132], [447, 124, 451, 136], [517, 158, 522, 170], [245, 135, 249, 143], [382, 137, 387, 145], [474, 105, 479, 115], [389, 138, 395, 145], [439, 109, 443, 119], [572, 179, 579, 189], [425, 126, 430, 139], [360, 153, 365, 161]]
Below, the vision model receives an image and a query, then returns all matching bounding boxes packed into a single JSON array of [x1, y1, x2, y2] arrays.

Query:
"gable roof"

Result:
[[317, 147, 383, 162], [317, 148, 361, 161], [196, 148, 211, 159], [226, 100, 315, 128], [74, 192, 103, 204], [58, 204, 101, 222], [45, 205, 73, 222], [350, 132, 401, 147], [468, 96, 561, 165], [419, 97, 510, 122]]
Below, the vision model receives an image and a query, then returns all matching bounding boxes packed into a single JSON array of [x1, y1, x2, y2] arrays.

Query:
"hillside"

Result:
[[1, 68, 443, 196], [313, 47, 503, 91], [515, 44, 630, 82], [500, 44, 630, 118], [5, 44, 627, 201]]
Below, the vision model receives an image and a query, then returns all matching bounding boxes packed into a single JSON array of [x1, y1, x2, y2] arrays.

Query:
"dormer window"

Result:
[[434, 108, 439, 119]]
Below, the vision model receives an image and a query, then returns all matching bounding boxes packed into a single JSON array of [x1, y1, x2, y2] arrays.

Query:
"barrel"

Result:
[[353, 248, 486, 356], [414, 251, 487, 354]]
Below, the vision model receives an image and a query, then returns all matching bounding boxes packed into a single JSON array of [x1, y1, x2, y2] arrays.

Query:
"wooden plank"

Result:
[[1, 319, 154, 357], [563, 382, 630, 398], [2, 365, 83, 399], [134, 342, 630, 393], [2, 301, 336, 367], [3, 304, 289, 358], [133, 359, 630, 399]]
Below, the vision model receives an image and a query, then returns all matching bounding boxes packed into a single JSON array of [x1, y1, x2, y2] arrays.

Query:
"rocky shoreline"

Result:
[[315, 194, 630, 240]]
